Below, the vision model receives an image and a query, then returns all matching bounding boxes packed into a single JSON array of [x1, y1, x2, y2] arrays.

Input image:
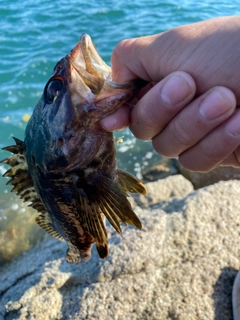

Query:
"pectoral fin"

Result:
[[73, 171, 146, 259], [99, 176, 143, 229], [75, 187, 109, 256], [117, 170, 146, 195], [74, 173, 144, 245]]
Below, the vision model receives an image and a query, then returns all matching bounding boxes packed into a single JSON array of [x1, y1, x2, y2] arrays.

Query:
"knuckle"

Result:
[[152, 118, 193, 157], [233, 146, 240, 164], [178, 150, 213, 173], [199, 142, 223, 162], [140, 108, 162, 130], [170, 118, 192, 148], [114, 39, 127, 53], [113, 39, 135, 59], [152, 140, 176, 157]]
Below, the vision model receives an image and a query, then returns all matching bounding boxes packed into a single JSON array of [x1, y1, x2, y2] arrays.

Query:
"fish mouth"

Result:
[[68, 33, 135, 96]]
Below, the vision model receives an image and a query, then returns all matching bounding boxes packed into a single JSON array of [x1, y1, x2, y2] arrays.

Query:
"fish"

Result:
[[1, 34, 147, 263]]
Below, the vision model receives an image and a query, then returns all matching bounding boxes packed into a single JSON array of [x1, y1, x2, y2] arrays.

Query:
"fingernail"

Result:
[[100, 116, 117, 131], [100, 116, 127, 132], [161, 75, 191, 106], [199, 90, 231, 121], [225, 111, 240, 136]]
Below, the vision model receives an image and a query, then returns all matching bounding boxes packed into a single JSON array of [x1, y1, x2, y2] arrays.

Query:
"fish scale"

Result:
[[1, 34, 147, 264]]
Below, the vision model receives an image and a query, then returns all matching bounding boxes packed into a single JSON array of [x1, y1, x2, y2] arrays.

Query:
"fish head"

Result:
[[25, 34, 146, 173]]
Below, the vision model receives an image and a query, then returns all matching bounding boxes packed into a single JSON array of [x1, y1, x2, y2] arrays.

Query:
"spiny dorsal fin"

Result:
[[1, 138, 33, 198], [2, 137, 25, 154], [117, 170, 146, 195], [2, 137, 64, 242]]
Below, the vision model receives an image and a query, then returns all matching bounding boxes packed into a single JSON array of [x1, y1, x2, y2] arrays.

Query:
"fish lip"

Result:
[[60, 34, 147, 122], [67, 33, 108, 94], [67, 33, 135, 95], [80, 33, 110, 74]]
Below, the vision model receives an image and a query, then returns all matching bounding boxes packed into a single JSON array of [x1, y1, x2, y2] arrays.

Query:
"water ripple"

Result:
[[0, 0, 240, 260]]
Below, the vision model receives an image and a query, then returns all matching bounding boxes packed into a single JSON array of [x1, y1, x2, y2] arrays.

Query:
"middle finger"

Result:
[[152, 86, 236, 157]]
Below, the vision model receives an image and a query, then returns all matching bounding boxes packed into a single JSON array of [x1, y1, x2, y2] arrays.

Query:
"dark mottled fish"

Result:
[[1, 34, 147, 263]]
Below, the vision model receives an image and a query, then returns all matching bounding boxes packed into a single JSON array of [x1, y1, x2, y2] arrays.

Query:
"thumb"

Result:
[[111, 16, 240, 103]]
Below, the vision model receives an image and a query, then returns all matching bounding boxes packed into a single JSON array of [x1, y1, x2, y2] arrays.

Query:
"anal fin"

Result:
[[36, 212, 64, 241]]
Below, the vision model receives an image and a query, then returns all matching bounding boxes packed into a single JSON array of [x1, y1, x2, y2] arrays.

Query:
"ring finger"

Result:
[[152, 86, 236, 157]]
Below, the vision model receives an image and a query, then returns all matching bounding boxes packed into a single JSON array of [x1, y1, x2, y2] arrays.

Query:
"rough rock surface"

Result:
[[0, 175, 240, 320], [130, 174, 193, 208], [142, 158, 179, 181], [179, 164, 240, 189], [0, 194, 45, 265]]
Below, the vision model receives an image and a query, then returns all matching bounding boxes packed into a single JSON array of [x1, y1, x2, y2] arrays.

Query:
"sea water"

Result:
[[0, 0, 239, 263]]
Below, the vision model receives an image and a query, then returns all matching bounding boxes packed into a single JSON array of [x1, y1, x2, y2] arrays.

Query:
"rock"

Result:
[[155, 181, 240, 320], [142, 158, 179, 182], [179, 163, 240, 189], [0, 194, 45, 267], [130, 174, 194, 208], [0, 176, 239, 320], [0, 208, 168, 320]]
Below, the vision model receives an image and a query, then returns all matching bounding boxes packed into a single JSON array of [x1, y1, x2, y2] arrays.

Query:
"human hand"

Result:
[[100, 16, 240, 172]]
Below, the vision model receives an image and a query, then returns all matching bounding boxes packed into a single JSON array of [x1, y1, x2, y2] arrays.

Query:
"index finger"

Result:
[[111, 35, 162, 83], [111, 17, 240, 104]]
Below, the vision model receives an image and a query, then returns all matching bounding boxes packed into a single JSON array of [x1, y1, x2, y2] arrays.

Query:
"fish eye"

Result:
[[45, 79, 63, 103]]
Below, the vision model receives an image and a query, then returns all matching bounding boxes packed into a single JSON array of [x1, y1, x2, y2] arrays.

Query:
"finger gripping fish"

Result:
[[2, 34, 147, 263]]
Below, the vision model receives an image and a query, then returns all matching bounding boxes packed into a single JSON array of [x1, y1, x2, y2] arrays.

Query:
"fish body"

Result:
[[2, 34, 146, 263]]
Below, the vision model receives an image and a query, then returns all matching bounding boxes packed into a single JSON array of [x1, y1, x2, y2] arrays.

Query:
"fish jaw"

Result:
[[68, 33, 145, 120]]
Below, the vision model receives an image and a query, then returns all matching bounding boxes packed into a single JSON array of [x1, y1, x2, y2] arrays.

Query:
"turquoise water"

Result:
[[0, 0, 240, 263]]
